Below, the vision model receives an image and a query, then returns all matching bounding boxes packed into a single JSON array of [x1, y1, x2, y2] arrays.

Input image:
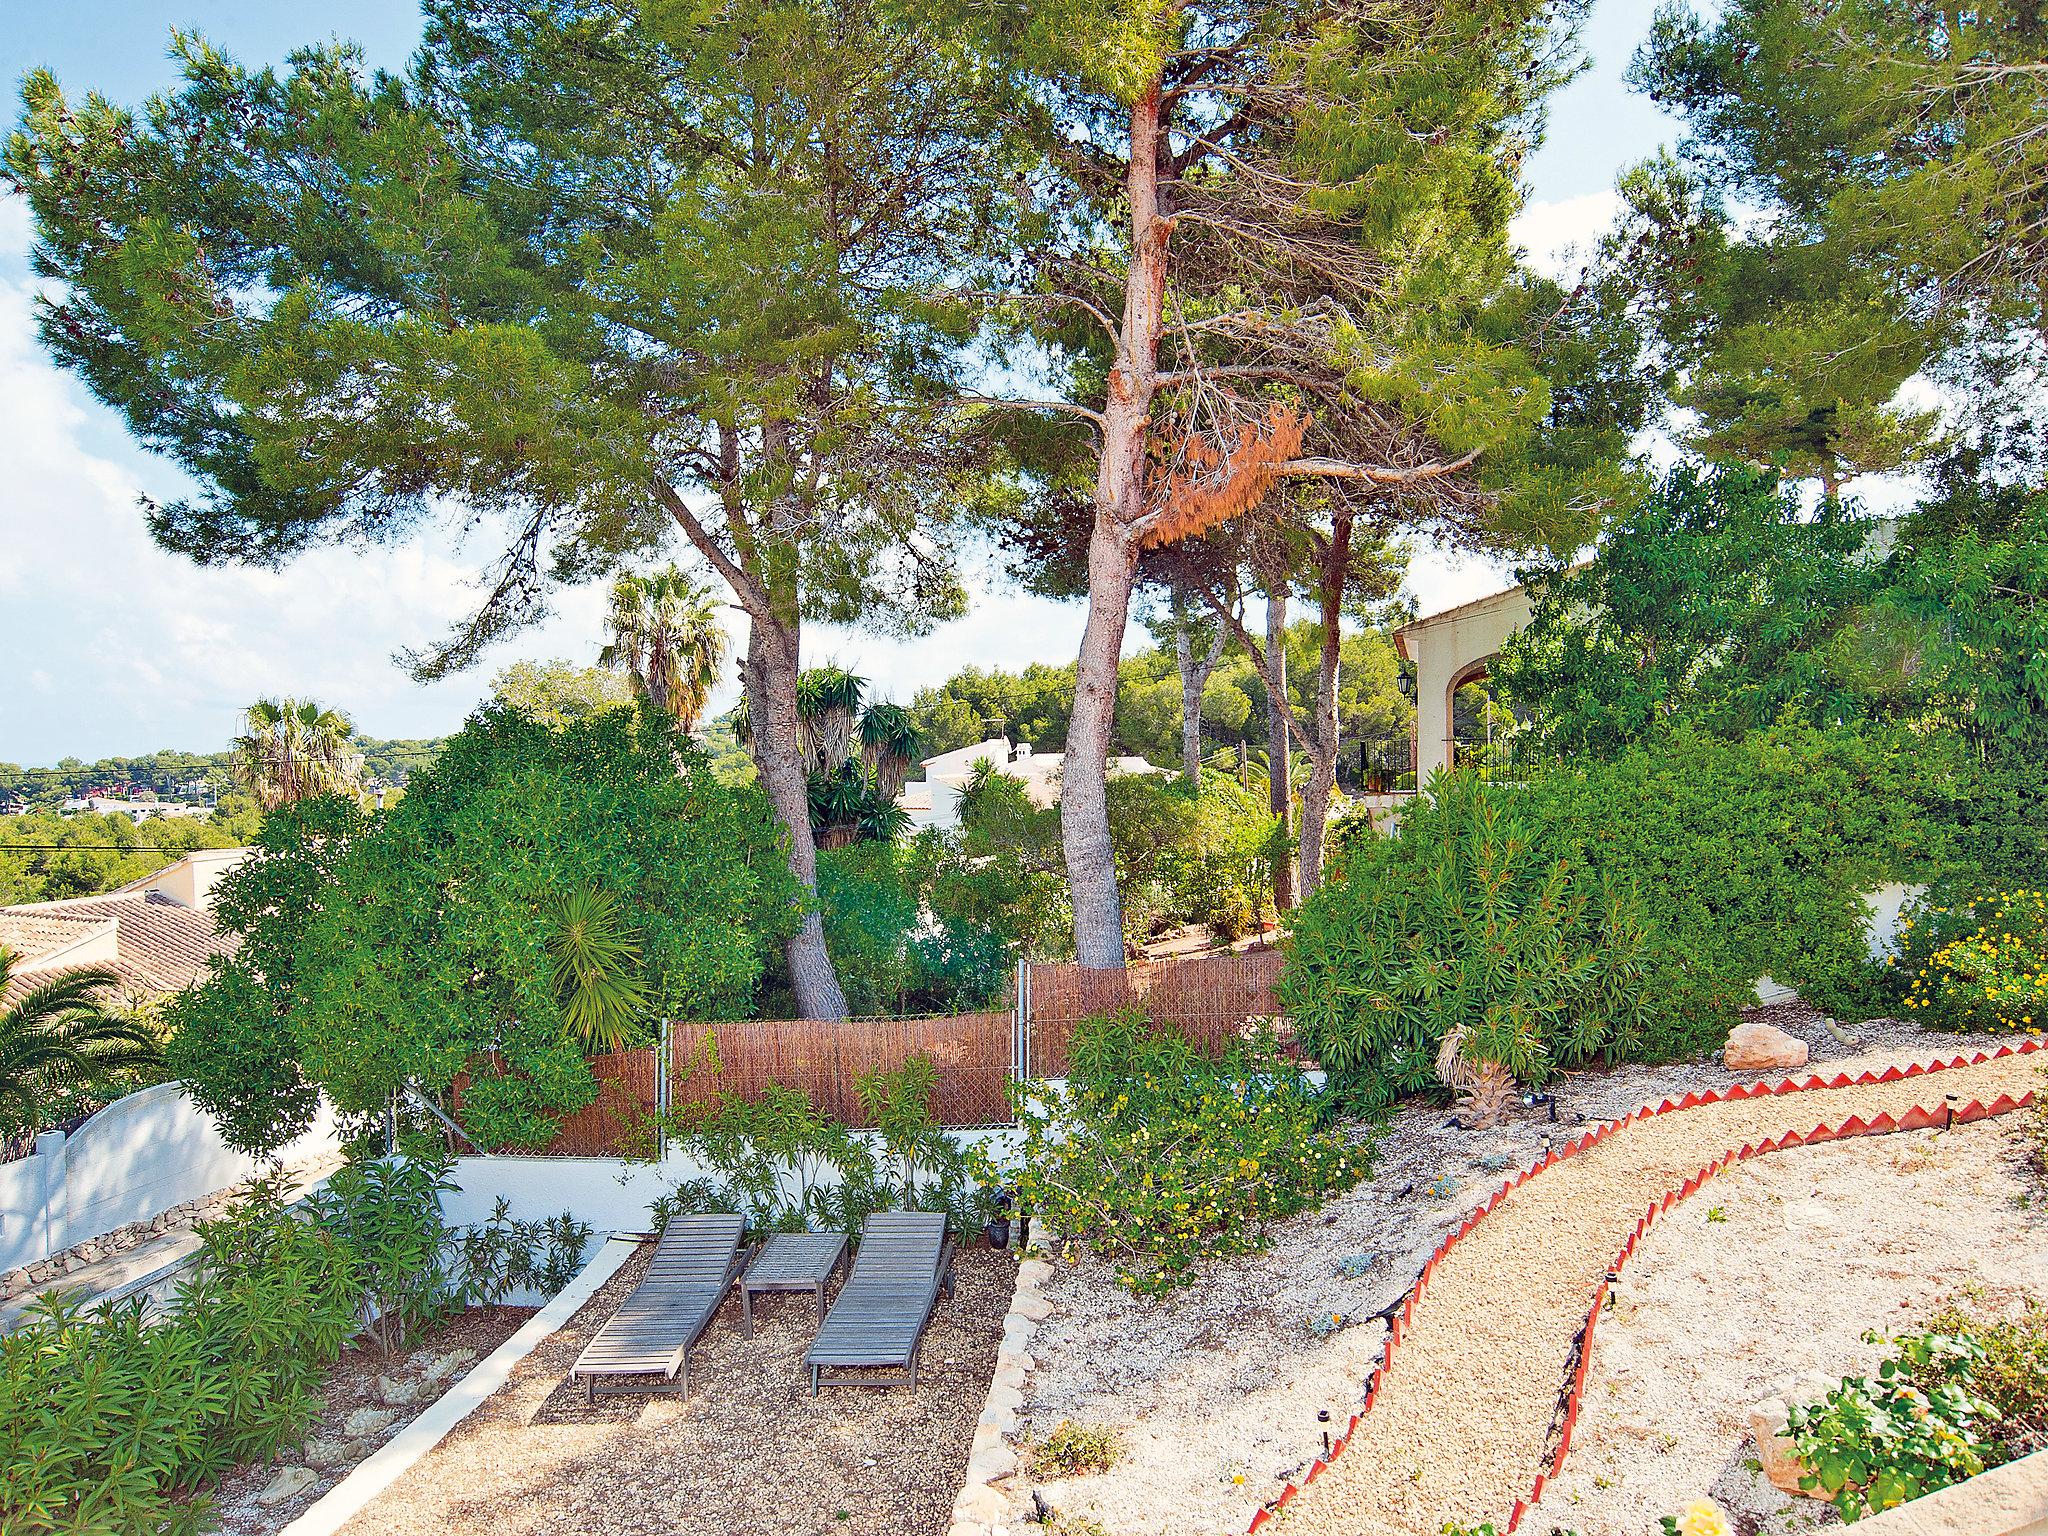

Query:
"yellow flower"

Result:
[[1677, 1499, 1733, 1536]]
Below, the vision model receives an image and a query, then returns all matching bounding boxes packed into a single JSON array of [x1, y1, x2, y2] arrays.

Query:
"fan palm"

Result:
[[230, 697, 366, 810], [600, 567, 728, 730], [0, 948, 161, 1133]]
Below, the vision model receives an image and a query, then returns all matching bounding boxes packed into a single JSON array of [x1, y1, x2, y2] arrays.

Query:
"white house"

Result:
[[897, 737, 1161, 832]]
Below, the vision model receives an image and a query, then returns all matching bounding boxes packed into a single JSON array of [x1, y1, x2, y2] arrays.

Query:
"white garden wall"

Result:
[[0, 1083, 341, 1273]]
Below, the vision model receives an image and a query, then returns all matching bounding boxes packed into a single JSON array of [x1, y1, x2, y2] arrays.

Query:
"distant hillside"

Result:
[[0, 735, 447, 809]]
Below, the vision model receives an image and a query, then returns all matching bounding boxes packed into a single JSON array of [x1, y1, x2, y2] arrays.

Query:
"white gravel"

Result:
[[1019, 1011, 2038, 1536], [1528, 1110, 2048, 1535]]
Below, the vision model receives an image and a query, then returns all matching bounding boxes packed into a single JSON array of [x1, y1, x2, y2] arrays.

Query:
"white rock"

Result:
[[420, 1347, 478, 1384], [1724, 1020, 1810, 1072], [965, 1442, 1020, 1483], [256, 1466, 318, 1507], [946, 1523, 988, 1536], [954, 1485, 1008, 1524], [1749, 1398, 1819, 1498], [302, 1436, 356, 1470], [341, 1407, 397, 1439], [1015, 1259, 1053, 1289], [1013, 1293, 1053, 1322]]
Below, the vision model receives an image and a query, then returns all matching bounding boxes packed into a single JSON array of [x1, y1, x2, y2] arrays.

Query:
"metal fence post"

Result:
[[656, 1018, 672, 1160]]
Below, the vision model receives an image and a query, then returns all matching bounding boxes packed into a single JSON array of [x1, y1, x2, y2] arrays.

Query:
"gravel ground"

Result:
[[1528, 1110, 2048, 1535], [1022, 1010, 2039, 1536], [334, 1243, 1014, 1536], [212, 1303, 536, 1533]]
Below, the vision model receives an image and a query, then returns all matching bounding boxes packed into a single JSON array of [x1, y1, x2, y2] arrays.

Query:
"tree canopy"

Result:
[[167, 706, 798, 1153]]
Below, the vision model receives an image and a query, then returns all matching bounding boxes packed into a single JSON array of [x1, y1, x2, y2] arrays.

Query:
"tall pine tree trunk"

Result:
[[1297, 514, 1352, 894], [1061, 83, 1168, 970], [1174, 613, 1224, 785], [1265, 585, 1295, 912], [744, 615, 850, 1020]]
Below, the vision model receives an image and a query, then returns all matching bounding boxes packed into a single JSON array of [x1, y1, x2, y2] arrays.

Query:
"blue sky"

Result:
[[0, 2, 1679, 765]]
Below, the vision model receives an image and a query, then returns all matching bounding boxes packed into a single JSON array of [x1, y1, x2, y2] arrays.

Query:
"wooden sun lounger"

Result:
[[571, 1213, 748, 1401], [803, 1210, 955, 1395]]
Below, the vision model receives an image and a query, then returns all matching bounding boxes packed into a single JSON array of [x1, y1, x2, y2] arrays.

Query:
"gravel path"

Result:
[[334, 1244, 1012, 1536], [1282, 1047, 2044, 1536], [1525, 1112, 2047, 1534], [1022, 1014, 2039, 1536]]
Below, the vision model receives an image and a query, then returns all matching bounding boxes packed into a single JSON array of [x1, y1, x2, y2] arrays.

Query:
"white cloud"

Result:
[[1511, 190, 1622, 283]]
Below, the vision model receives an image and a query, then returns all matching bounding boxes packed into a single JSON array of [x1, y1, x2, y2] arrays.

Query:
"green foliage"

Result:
[[1892, 890, 2048, 1033], [307, 1155, 459, 1356], [1281, 775, 1651, 1113], [0, 1176, 361, 1536], [800, 840, 1010, 1016], [1788, 1329, 2003, 1521], [0, 809, 250, 905], [447, 1199, 594, 1306], [1027, 1421, 1123, 1479], [660, 1057, 980, 1235], [1908, 1300, 2048, 1465], [488, 659, 635, 729], [1496, 464, 1892, 758], [0, 951, 162, 1139], [983, 1012, 1369, 1296], [945, 764, 1275, 958], [167, 707, 797, 1154], [544, 886, 652, 1053], [1523, 725, 1926, 1046]]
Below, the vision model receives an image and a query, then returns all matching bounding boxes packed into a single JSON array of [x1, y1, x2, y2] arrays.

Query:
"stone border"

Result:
[[1854, 1446, 2048, 1536], [947, 1246, 1053, 1536], [1245, 1039, 2045, 1534], [277, 1235, 638, 1536]]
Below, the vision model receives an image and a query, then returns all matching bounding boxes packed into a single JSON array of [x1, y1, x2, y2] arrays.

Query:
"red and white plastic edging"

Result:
[[1246, 1039, 2045, 1535]]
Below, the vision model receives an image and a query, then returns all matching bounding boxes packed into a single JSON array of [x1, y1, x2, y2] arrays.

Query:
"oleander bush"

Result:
[[1890, 889, 2048, 1032], [0, 1176, 361, 1536], [1281, 773, 1651, 1115], [986, 1011, 1369, 1295]]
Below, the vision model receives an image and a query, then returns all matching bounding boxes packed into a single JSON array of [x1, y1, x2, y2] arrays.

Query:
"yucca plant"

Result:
[[858, 702, 925, 801], [0, 947, 161, 1134], [798, 666, 865, 773], [543, 888, 651, 1051]]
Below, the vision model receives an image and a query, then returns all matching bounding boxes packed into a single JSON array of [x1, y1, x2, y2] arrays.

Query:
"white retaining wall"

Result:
[[0, 1083, 341, 1273]]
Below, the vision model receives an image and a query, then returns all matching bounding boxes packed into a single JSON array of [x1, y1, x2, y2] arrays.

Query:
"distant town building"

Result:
[[897, 737, 1161, 833]]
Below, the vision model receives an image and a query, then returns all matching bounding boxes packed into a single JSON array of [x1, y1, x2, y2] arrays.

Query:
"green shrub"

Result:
[[1524, 724, 1926, 1048], [984, 1012, 1369, 1295], [1892, 889, 2048, 1032], [1907, 1300, 2048, 1462], [0, 1177, 362, 1536], [1027, 1420, 1124, 1478], [1281, 774, 1651, 1113], [448, 1201, 594, 1305], [308, 1154, 460, 1355], [1788, 1329, 2003, 1520], [810, 840, 1010, 1015], [169, 706, 799, 1154], [659, 1056, 983, 1235]]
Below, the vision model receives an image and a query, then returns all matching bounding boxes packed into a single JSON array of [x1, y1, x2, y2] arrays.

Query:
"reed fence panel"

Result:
[[669, 1011, 1016, 1129], [1025, 947, 1286, 1077]]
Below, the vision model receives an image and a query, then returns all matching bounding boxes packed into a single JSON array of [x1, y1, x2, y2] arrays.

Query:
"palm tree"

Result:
[[600, 567, 728, 730], [0, 949, 161, 1133], [230, 697, 366, 810]]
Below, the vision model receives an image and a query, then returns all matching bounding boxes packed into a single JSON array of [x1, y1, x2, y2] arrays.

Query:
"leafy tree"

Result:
[[489, 659, 635, 728], [1624, 0, 2048, 487], [0, 951, 161, 1138], [6, 6, 1019, 1019], [229, 698, 367, 811], [167, 707, 798, 1152], [0, 810, 250, 905], [960, 0, 1638, 966], [1494, 463, 1893, 757], [599, 566, 728, 731]]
